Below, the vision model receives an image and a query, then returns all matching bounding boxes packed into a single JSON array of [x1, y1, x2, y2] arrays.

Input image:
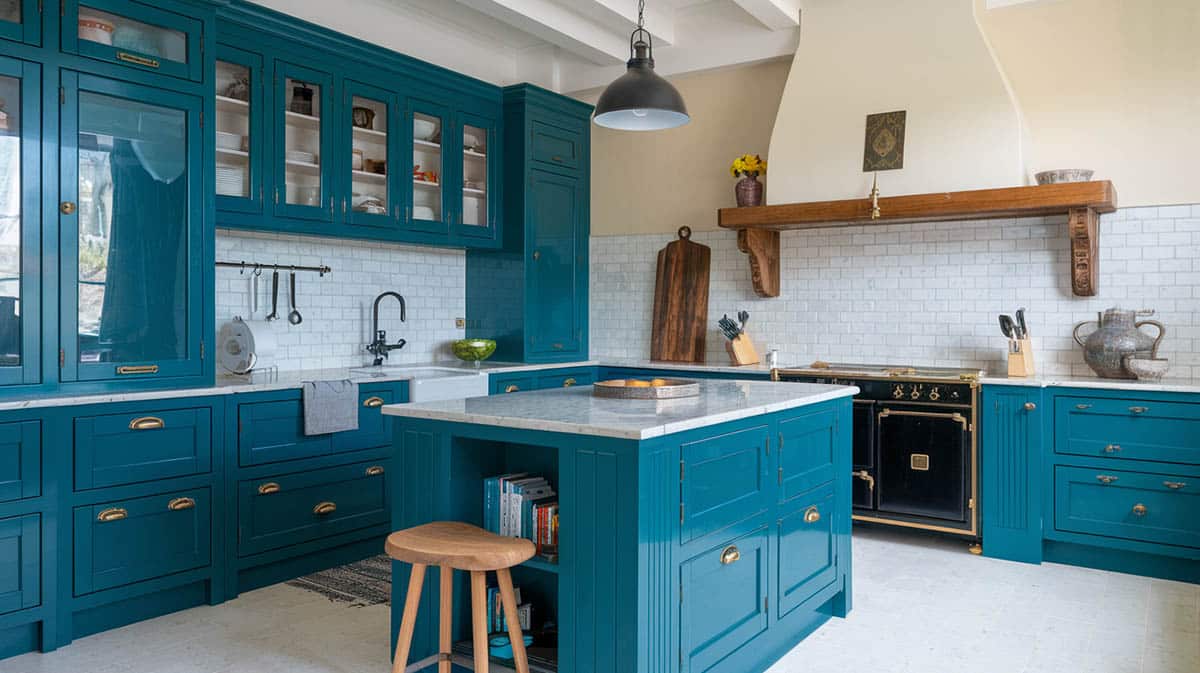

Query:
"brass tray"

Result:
[[592, 378, 700, 400]]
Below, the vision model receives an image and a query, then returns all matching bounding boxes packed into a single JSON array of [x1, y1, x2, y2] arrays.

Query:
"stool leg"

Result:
[[469, 571, 490, 673], [496, 568, 530, 673], [439, 566, 453, 673], [392, 563, 426, 673]]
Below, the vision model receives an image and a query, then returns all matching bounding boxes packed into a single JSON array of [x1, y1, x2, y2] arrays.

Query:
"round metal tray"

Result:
[[592, 378, 700, 400]]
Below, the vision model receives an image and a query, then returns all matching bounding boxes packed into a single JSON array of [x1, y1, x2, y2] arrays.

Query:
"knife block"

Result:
[[726, 334, 760, 366], [1007, 338, 1035, 377]]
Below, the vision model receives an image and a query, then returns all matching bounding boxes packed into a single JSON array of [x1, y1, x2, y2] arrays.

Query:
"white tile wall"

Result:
[[590, 205, 1200, 378], [215, 230, 465, 372]]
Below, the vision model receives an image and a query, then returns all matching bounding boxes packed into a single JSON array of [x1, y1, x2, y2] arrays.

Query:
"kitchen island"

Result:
[[381, 379, 857, 673]]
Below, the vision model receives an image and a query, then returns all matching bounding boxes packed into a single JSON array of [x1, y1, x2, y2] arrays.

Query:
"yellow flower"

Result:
[[729, 153, 767, 177]]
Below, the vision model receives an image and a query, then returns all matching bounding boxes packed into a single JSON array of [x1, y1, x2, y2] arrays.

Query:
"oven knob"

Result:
[[892, 385, 905, 399], [950, 390, 961, 400], [909, 385, 923, 400], [929, 387, 941, 401]]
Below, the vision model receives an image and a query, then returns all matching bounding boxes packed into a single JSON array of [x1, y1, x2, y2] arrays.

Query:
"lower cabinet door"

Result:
[[73, 488, 211, 596], [74, 406, 213, 489], [332, 386, 399, 452], [238, 397, 333, 466], [491, 375, 534, 395], [777, 408, 837, 503], [0, 514, 40, 615], [1055, 466, 1200, 548], [776, 484, 838, 617], [0, 421, 40, 503], [680, 527, 769, 673], [680, 425, 769, 544], [535, 369, 594, 390], [237, 460, 389, 557]]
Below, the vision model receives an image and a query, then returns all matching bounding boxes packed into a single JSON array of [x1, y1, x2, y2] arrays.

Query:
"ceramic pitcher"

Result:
[[1073, 308, 1165, 379]]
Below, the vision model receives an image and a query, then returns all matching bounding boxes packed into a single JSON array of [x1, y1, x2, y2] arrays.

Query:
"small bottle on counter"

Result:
[[766, 350, 779, 370]]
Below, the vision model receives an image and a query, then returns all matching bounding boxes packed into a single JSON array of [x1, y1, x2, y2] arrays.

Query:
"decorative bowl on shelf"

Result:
[[414, 119, 437, 142], [78, 14, 115, 45], [452, 339, 496, 366], [1035, 169, 1094, 185], [286, 150, 317, 164], [352, 106, 376, 130], [1123, 355, 1170, 381]]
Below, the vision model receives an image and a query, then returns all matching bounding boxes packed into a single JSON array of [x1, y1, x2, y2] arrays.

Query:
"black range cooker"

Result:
[[774, 362, 983, 543]]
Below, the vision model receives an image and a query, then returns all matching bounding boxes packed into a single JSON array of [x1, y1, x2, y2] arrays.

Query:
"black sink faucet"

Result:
[[366, 291, 407, 366]]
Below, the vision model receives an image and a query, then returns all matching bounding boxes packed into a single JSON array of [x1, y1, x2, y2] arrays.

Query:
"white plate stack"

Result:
[[216, 166, 245, 197]]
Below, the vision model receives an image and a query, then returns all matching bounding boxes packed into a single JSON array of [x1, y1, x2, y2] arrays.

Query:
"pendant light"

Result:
[[593, 0, 689, 131]]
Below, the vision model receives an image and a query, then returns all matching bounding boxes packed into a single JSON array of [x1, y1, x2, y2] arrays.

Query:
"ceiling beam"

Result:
[[556, 0, 676, 46], [731, 0, 802, 30], [452, 0, 629, 65]]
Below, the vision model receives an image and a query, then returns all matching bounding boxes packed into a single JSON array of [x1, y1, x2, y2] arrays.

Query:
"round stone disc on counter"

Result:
[[593, 378, 700, 399]]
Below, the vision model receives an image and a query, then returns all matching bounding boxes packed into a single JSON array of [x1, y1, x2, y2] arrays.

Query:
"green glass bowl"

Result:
[[452, 338, 497, 364]]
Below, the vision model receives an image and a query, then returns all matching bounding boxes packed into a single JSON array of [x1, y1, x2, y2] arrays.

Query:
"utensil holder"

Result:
[[1007, 338, 1035, 377], [726, 334, 760, 366]]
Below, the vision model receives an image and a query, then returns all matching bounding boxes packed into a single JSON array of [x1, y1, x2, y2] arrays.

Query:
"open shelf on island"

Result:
[[452, 641, 557, 673], [520, 557, 558, 574]]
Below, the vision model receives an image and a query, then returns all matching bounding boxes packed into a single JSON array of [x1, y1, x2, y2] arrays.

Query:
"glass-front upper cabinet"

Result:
[[343, 81, 396, 230], [455, 112, 498, 242], [64, 0, 203, 81], [215, 46, 263, 214], [0, 57, 40, 386], [59, 72, 204, 382], [0, 0, 39, 45], [274, 61, 333, 221], [406, 98, 450, 235]]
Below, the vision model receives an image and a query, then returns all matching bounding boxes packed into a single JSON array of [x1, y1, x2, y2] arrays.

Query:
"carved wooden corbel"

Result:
[[736, 228, 780, 298], [1068, 207, 1098, 296]]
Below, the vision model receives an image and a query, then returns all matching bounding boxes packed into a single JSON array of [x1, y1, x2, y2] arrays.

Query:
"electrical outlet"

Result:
[[455, 318, 466, 329]]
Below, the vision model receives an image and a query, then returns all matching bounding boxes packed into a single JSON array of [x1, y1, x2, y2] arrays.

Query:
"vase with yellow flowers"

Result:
[[730, 154, 767, 207]]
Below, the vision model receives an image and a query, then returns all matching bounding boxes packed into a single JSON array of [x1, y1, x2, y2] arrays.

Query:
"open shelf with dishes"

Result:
[[346, 90, 391, 222], [215, 59, 252, 199], [410, 110, 444, 225]]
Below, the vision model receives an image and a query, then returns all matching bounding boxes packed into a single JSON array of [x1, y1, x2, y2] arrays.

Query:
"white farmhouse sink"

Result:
[[349, 365, 489, 402]]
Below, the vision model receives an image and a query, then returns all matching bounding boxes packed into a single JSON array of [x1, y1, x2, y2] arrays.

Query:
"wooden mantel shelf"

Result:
[[718, 181, 1117, 297]]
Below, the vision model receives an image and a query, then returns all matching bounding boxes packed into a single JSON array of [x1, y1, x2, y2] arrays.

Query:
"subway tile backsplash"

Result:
[[590, 205, 1200, 379], [215, 229, 465, 372]]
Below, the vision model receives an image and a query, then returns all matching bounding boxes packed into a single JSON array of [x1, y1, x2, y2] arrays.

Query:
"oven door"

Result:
[[875, 406, 969, 523], [851, 400, 876, 510]]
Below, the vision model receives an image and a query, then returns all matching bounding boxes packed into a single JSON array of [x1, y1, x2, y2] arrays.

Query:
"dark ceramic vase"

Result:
[[735, 174, 763, 207]]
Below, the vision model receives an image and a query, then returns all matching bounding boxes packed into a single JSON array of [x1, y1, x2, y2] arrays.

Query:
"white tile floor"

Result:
[[2, 528, 1196, 673]]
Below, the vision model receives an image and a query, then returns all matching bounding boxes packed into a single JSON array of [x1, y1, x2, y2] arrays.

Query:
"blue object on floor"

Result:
[[489, 634, 533, 659]]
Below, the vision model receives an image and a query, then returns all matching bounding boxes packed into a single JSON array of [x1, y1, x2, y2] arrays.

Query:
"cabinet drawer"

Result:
[[777, 484, 838, 617], [0, 422, 40, 503], [64, 0, 205, 82], [333, 387, 399, 452], [491, 375, 535, 395], [681, 425, 769, 544], [535, 369, 593, 390], [237, 460, 389, 557], [1055, 466, 1199, 549], [75, 406, 212, 489], [238, 385, 395, 466], [1056, 396, 1200, 465], [680, 527, 768, 673], [73, 488, 211, 595], [0, 514, 40, 615], [778, 408, 837, 503], [530, 120, 582, 172]]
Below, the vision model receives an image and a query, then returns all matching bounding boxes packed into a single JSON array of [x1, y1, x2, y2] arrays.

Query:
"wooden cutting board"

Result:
[[651, 226, 711, 363]]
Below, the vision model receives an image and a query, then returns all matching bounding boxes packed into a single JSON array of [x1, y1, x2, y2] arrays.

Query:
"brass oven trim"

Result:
[[877, 408, 970, 431]]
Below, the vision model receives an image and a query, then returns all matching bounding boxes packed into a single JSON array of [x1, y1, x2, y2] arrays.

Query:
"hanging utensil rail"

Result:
[[216, 261, 332, 277]]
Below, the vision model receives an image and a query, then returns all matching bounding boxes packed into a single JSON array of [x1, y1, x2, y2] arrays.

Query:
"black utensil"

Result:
[[266, 270, 280, 321], [999, 314, 1015, 339], [287, 272, 303, 325], [737, 310, 750, 329], [1015, 308, 1028, 339]]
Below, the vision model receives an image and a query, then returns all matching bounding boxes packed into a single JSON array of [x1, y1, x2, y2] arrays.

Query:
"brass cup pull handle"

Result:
[[365, 465, 385, 476], [128, 416, 164, 431], [1163, 481, 1187, 490], [1075, 404, 1093, 410], [804, 506, 821, 524], [552, 155, 563, 162], [168, 497, 196, 511], [505, 385, 520, 393], [563, 378, 577, 387], [313, 501, 337, 516], [97, 508, 127, 523], [363, 396, 385, 408], [257, 482, 281, 495], [1104, 444, 1122, 454], [1023, 402, 1037, 411], [117, 365, 159, 375], [1096, 475, 1119, 484], [552, 343, 564, 350], [1132, 503, 1147, 517], [720, 545, 741, 565], [1129, 406, 1149, 414], [117, 52, 160, 69]]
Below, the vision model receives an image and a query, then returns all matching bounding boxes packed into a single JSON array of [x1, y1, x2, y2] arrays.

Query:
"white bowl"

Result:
[[413, 119, 437, 142], [412, 206, 436, 220], [216, 132, 243, 151], [79, 15, 115, 46], [286, 150, 316, 164]]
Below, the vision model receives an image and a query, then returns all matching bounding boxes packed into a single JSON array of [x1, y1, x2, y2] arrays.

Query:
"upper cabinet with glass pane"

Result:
[[275, 62, 333, 221], [0, 0, 39, 45], [406, 99, 449, 236], [0, 57, 40, 387], [343, 81, 395, 229], [64, 0, 204, 81], [215, 46, 263, 214], [455, 113, 498, 241]]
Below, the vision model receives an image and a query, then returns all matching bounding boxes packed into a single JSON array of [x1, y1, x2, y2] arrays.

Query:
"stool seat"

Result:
[[385, 521, 535, 572]]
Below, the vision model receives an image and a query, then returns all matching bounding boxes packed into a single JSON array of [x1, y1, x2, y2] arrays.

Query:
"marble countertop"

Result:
[[380, 380, 858, 440], [979, 374, 1200, 394]]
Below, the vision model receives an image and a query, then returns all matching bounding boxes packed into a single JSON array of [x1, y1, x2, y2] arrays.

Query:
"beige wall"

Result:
[[578, 59, 792, 236], [977, 0, 1200, 207]]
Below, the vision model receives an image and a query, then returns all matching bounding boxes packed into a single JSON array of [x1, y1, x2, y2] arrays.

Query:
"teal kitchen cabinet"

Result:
[[489, 366, 596, 395], [0, 0, 39, 45], [214, 44, 265, 215], [0, 515, 40, 616], [466, 84, 591, 363], [0, 421, 40, 503], [452, 109, 500, 244], [272, 60, 334, 222], [73, 405, 213, 490], [0, 57, 41, 388], [62, 0, 206, 82], [342, 80, 399, 232], [980, 386, 1044, 564], [58, 72, 210, 388], [404, 95, 452, 236], [680, 526, 770, 673]]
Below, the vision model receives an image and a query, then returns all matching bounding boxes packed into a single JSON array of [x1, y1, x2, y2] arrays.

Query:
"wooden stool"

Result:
[[386, 521, 536, 673]]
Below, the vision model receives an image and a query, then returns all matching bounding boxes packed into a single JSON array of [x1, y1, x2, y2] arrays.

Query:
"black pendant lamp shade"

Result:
[[593, 2, 689, 131]]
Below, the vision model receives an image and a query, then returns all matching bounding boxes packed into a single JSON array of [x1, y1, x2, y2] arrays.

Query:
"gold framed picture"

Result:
[[863, 111, 906, 172]]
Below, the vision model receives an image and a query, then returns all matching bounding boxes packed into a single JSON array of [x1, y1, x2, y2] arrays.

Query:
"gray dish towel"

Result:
[[302, 379, 360, 435]]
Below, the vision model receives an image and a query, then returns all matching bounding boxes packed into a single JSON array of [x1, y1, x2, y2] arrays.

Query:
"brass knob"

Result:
[[1129, 406, 1149, 414], [128, 416, 164, 430], [551, 155, 563, 162], [720, 545, 741, 565], [1104, 444, 1122, 453], [1023, 402, 1037, 411], [168, 497, 196, 511], [60, 201, 76, 215], [257, 482, 281, 495], [804, 506, 821, 524], [1075, 404, 1093, 410], [313, 501, 337, 516], [552, 343, 564, 350], [1096, 475, 1119, 484], [1132, 503, 1147, 516], [563, 378, 576, 387], [1163, 481, 1187, 490], [365, 465, 385, 476], [97, 507, 127, 523], [505, 385, 520, 393], [363, 396, 385, 408], [532, 250, 540, 260]]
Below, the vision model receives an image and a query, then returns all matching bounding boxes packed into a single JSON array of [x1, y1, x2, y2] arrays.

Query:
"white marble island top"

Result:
[[380, 380, 858, 440]]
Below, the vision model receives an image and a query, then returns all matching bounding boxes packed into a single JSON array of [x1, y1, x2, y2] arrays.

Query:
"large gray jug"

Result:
[[1073, 308, 1165, 379]]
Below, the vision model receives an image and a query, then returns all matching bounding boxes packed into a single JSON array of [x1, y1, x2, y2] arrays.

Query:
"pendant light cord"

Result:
[[631, 0, 652, 54], [638, 0, 645, 30]]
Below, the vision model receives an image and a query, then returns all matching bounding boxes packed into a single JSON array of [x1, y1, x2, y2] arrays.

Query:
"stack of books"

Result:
[[485, 585, 532, 633], [483, 473, 559, 560]]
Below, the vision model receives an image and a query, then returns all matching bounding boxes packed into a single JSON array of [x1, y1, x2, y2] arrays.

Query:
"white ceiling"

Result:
[[248, 0, 802, 95]]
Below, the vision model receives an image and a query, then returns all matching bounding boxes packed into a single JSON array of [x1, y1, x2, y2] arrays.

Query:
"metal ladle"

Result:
[[288, 271, 303, 325]]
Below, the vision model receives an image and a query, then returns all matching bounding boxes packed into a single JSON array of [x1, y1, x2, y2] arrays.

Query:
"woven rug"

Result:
[[287, 554, 392, 606]]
